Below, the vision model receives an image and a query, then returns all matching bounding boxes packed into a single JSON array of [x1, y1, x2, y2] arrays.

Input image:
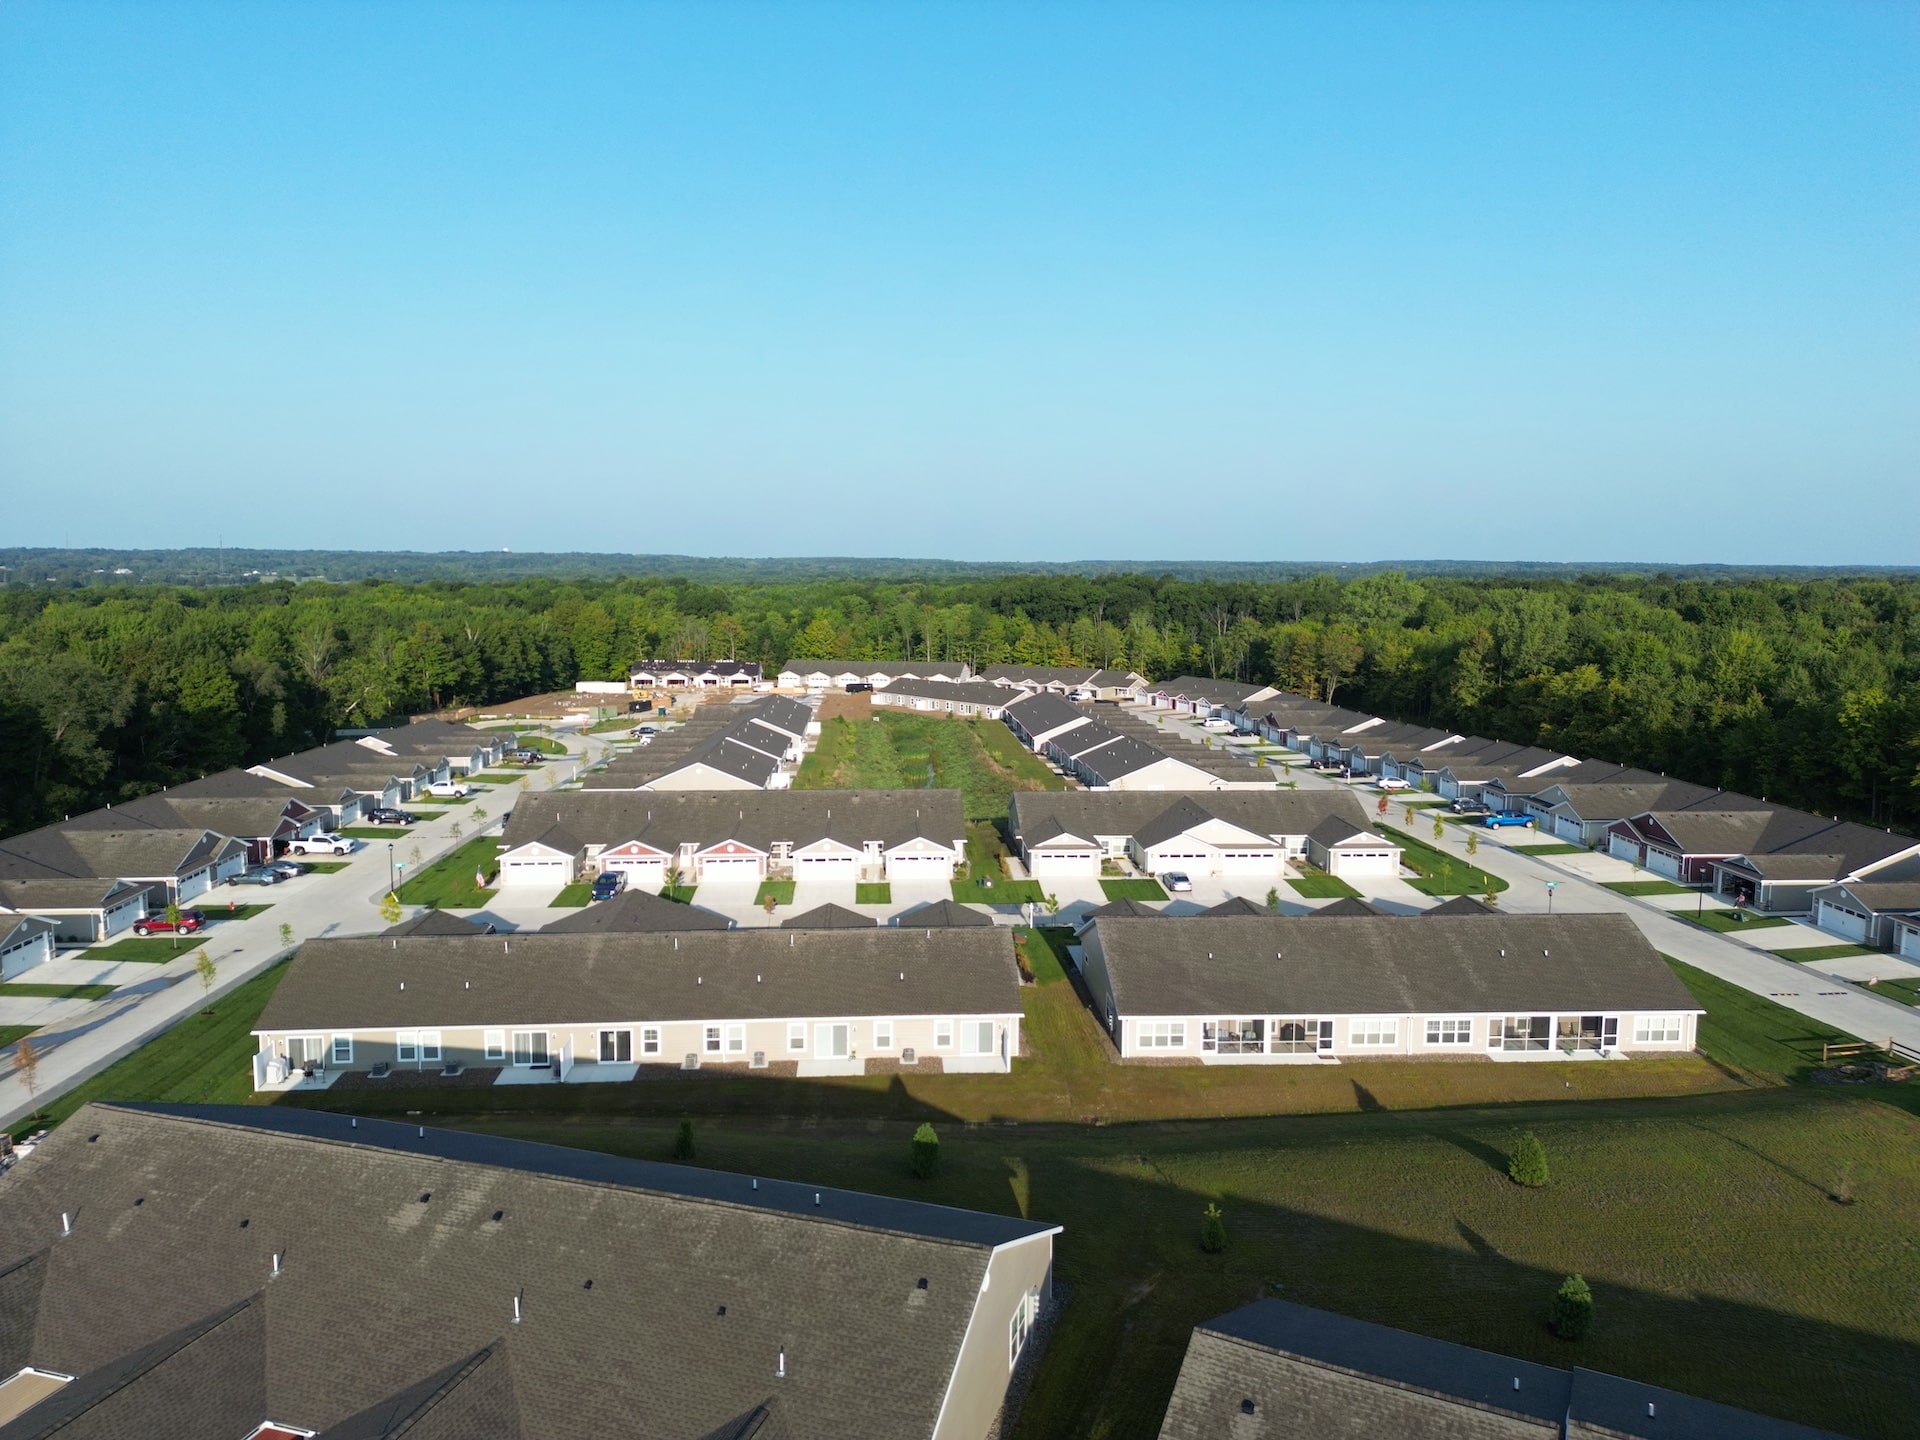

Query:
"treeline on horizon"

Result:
[[1, 569, 1914, 840]]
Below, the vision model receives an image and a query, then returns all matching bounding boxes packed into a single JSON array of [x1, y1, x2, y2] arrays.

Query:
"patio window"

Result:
[[640, 1027, 661, 1055], [1634, 1015, 1684, 1044], [484, 1030, 505, 1061], [599, 1029, 632, 1063], [788, 1022, 806, 1052], [510, 1031, 549, 1067], [704, 1026, 723, 1054], [1348, 1019, 1397, 1048], [1497, 1016, 1552, 1052], [331, 1035, 353, 1065], [1424, 1018, 1472, 1046], [873, 1020, 894, 1051], [1137, 1021, 1186, 1050], [1202, 1018, 1265, 1055], [959, 1021, 996, 1056], [1271, 1019, 1323, 1054]]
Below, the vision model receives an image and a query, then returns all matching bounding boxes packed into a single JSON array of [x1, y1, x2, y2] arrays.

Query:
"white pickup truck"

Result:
[[288, 832, 354, 856], [425, 780, 471, 798]]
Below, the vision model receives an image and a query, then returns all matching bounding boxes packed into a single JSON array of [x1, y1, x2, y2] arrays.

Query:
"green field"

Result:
[[0, 983, 116, 1000], [1665, 957, 1858, 1079], [796, 712, 1062, 822], [1866, 979, 1920, 1007], [1287, 872, 1360, 899], [394, 835, 503, 909], [550, 883, 592, 907], [1100, 878, 1168, 901], [513, 733, 570, 755], [755, 879, 796, 907], [1603, 879, 1694, 896], [1785, 944, 1876, 962], [1376, 824, 1509, 895], [80, 935, 208, 963], [1688, 908, 1791, 934], [951, 821, 1045, 905], [855, 882, 892, 904], [0, 1027, 39, 1048]]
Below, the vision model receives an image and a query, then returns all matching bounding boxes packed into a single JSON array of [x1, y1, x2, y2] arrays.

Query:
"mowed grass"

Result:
[[549, 883, 592, 907], [1100, 878, 1168, 901], [796, 712, 1061, 823], [1507, 842, 1588, 855], [394, 835, 502, 909], [755, 880, 796, 907], [1377, 824, 1508, 895], [1665, 956, 1858, 1079], [80, 936, 207, 963], [0, 1027, 40, 1048], [8, 961, 289, 1141], [199, 902, 273, 921], [1287, 872, 1360, 899], [1688, 908, 1791, 934], [1786, 944, 1876, 962], [1866, 979, 1920, 1007], [855, 883, 892, 904], [1604, 879, 1694, 897], [0, 983, 116, 1000]]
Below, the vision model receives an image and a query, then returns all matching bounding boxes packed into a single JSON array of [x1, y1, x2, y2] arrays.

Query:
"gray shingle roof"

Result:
[[1010, 791, 1373, 846], [781, 903, 878, 930], [0, 1102, 1055, 1439], [502, 790, 964, 855], [384, 911, 498, 937], [1094, 913, 1699, 1018], [1308, 897, 1383, 917], [540, 890, 733, 934], [894, 900, 996, 928], [0, 827, 240, 884], [1003, 692, 1092, 736], [1199, 896, 1269, 917], [256, 929, 1021, 1032]]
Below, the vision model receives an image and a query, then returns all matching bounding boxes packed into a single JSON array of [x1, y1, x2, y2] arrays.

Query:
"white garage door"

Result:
[[1646, 849, 1682, 880], [1554, 816, 1585, 843], [1607, 834, 1641, 865], [1029, 851, 1098, 878], [795, 854, 857, 873], [699, 856, 762, 881], [1900, 925, 1920, 960], [887, 853, 953, 879], [1218, 851, 1283, 877], [1329, 849, 1399, 877], [606, 857, 664, 884], [1815, 900, 1870, 943], [501, 858, 570, 887]]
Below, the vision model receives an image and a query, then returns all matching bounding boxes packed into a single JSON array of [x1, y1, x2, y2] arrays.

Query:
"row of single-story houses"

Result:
[[496, 789, 967, 888], [0, 719, 512, 972], [628, 658, 766, 688], [1001, 693, 1278, 791], [583, 696, 816, 792], [774, 661, 1150, 701]]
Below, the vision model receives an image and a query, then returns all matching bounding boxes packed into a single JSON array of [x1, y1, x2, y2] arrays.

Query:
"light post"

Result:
[[1545, 881, 1558, 914], [387, 843, 395, 896]]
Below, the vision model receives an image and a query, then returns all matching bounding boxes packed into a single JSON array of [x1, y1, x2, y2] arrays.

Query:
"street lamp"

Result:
[[387, 843, 395, 896], [1545, 881, 1558, 914]]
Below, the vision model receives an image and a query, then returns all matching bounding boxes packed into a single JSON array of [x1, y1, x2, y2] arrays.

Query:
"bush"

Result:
[[1508, 1131, 1549, 1188], [672, 1118, 696, 1162], [1200, 1203, 1228, 1253], [1550, 1273, 1593, 1340], [911, 1122, 941, 1178]]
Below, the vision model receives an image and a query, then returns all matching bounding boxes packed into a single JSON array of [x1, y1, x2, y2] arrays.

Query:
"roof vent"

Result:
[[492, 1210, 504, 1222], [777, 1348, 786, 1379], [1241, 1398, 1257, 1415], [583, 1278, 593, 1290], [60, 1213, 70, 1237], [512, 1295, 522, 1325], [420, 1192, 431, 1203], [1512, 1377, 1520, 1391], [400, 981, 406, 990], [814, 1192, 821, 1206], [133, 1197, 143, 1207], [240, 1218, 250, 1228], [271, 1252, 282, 1278], [1543, 949, 1549, 957], [717, 1304, 727, 1315], [1499, 949, 1505, 957], [465, 980, 471, 989], [1648, 1402, 1656, 1417], [391, 939, 397, 950], [697, 976, 702, 985], [917, 1277, 928, 1289]]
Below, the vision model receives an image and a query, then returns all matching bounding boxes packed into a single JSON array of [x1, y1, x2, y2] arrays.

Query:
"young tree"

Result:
[[1264, 887, 1280, 914], [12, 1036, 40, 1111], [1508, 1132, 1550, 1188], [448, 820, 463, 842], [1465, 830, 1480, 858], [164, 901, 184, 950], [1199, 1203, 1228, 1254], [278, 921, 296, 949], [1549, 1274, 1593, 1340], [1376, 794, 1389, 817], [672, 1118, 696, 1162], [1402, 803, 1415, 827], [195, 951, 218, 1001], [1482, 880, 1500, 909], [1432, 816, 1445, 843], [911, 1122, 941, 1178], [379, 893, 403, 925]]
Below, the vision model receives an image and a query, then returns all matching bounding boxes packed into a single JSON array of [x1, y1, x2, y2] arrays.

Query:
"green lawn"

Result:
[[1507, 843, 1588, 855], [1100, 878, 1168, 902], [1376, 824, 1509, 896], [855, 882, 892, 904], [394, 835, 502, 909], [199, 902, 273, 921], [0, 1027, 39, 1048], [1665, 956, 1860, 1079], [0, 983, 116, 1000], [513, 733, 570, 755], [1785, 944, 1876, 962], [1287, 872, 1360, 899], [8, 961, 289, 1141], [1687, 908, 1791, 934], [951, 821, 1044, 904], [1865, 979, 1920, 1007], [663, 885, 699, 904], [755, 879, 797, 907], [550, 883, 592, 907], [301, 861, 349, 874], [796, 712, 1063, 822], [1603, 879, 1694, 896], [80, 936, 208, 963]]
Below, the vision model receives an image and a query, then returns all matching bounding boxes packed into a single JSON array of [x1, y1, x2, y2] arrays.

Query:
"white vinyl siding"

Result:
[[1137, 1021, 1186, 1050], [1634, 1015, 1685, 1044], [1348, 1019, 1398, 1048]]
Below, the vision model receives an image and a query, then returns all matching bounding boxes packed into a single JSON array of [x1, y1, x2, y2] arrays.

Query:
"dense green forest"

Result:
[[1, 570, 1915, 838]]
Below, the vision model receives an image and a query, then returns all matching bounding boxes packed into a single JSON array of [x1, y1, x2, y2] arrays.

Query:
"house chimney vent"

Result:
[[814, 1192, 821, 1206], [272, 1252, 281, 1278], [400, 981, 405, 990], [1512, 1378, 1519, 1391], [512, 1295, 521, 1324], [60, 1213, 70, 1237], [777, 1348, 786, 1378]]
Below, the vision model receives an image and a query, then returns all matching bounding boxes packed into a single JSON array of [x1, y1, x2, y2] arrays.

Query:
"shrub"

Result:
[[672, 1118, 696, 1162], [1550, 1274, 1593, 1340], [1508, 1132, 1549, 1187], [911, 1122, 941, 1178], [1200, 1203, 1228, 1253]]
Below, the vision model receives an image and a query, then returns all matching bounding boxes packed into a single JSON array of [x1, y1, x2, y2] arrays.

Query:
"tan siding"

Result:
[[934, 1234, 1056, 1440]]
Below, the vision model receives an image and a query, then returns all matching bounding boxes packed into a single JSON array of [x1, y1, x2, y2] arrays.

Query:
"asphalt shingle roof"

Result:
[[781, 903, 878, 930], [1010, 791, 1370, 846], [540, 890, 734, 934], [502, 790, 963, 855]]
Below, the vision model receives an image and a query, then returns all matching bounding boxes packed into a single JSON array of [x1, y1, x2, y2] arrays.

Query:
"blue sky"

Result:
[[2, 1, 1914, 564]]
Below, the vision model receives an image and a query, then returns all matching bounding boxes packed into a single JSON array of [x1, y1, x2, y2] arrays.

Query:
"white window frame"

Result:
[[704, 1025, 723, 1054], [396, 1030, 419, 1063], [484, 1029, 506, 1061], [787, 1022, 806, 1052], [419, 1030, 442, 1064], [725, 1023, 746, 1055], [1634, 1014, 1685, 1044], [1348, 1018, 1398, 1048], [960, 1020, 996, 1056], [511, 1030, 550, 1067], [935, 1019, 954, 1049], [1424, 1017, 1473, 1047], [1009, 1287, 1040, 1369], [873, 1019, 894, 1051], [599, 1028, 632, 1063], [1137, 1021, 1186, 1050], [640, 1026, 661, 1056], [330, 1034, 353, 1065]]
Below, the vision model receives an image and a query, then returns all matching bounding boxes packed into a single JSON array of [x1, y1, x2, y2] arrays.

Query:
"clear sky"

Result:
[[1, 1, 1914, 564]]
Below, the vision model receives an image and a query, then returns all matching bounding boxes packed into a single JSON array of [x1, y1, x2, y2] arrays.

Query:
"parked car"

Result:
[[228, 866, 282, 886], [1484, 813, 1536, 829], [365, 807, 416, 826], [132, 909, 206, 937], [590, 871, 627, 902], [509, 748, 544, 764], [1449, 796, 1489, 814], [288, 832, 354, 855], [1376, 777, 1412, 791], [426, 780, 471, 798], [844, 682, 874, 693], [635, 724, 658, 735], [269, 860, 306, 880], [1163, 871, 1193, 893]]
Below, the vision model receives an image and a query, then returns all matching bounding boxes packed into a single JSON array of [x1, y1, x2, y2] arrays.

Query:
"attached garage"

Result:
[[1899, 920, 1920, 960], [1144, 849, 1210, 877], [499, 850, 575, 887], [1814, 898, 1870, 943], [1028, 847, 1098, 878], [696, 855, 764, 883], [886, 850, 955, 881], [1217, 848, 1286, 877], [1325, 844, 1400, 878], [1553, 814, 1585, 844], [1643, 848, 1682, 880], [1606, 833, 1643, 866], [793, 851, 858, 877]]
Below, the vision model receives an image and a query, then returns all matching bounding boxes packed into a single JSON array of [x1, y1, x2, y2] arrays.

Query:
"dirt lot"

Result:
[[816, 690, 871, 722]]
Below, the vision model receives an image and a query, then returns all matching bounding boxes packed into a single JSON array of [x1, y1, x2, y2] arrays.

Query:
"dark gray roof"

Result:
[[256, 929, 1021, 1032], [0, 826, 241, 884], [894, 900, 996, 928], [1159, 1299, 1850, 1440], [541, 889, 734, 934], [1424, 894, 1494, 916], [59, 792, 314, 841], [0, 913, 55, 950], [982, 665, 1099, 686], [1093, 913, 1700, 1018], [1199, 896, 1269, 917], [1724, 819, 1920, 883], [384, 910, 498, 937], [1150, 676, 1273, 706], [1304, 814, 1369, 847], [0, 877, 140, 911], [1011, 790, 1372, 846], [1309, 897, 1383, 917], [502, 790, 963, 855], [1633, 805, 1818, 856], [876, 678, 1014, 707], [781, 903, 878, 930], [0, 1102, 1056, 1439], [780, 660, 969, 680], [1084, 898, 1166, 921], [1816, 880, 1920, 913], [1003, 692, 1093, 736]]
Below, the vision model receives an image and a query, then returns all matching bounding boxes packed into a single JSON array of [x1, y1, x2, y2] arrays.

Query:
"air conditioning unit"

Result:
[[901, 1048, 917, 1065], [681, 1053, 700, 1071], [751, 1050, 768, 1069]]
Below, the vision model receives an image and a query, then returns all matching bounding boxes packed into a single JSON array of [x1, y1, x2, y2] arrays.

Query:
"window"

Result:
[[640, 1027, 661, 1056], [873, 1020, 894, 1051], [599, 1029, 632, 1063], [396, 1030, 419, 1063], [331, 1034, 353, 1065], [1634, 1014, 1684, 1044], [419, 1031, 442, 1064], [510, 1030, 549, 1067], [1424, 1018, 1472, 1046], [704, 1026, 723, 1054], [787, 1022, 806, 1052], [725, 1023, 746, 1054], [483, 1030, 506, 1061], [1497, 1015, 1551, 1052], [1348, 1019, 1398, 1048], [1202, 1018, 1265, 1055], [1137, 1021, 1185, 1050], [1271, 1019, 1321, 1055], [960, 1021, 996, 1055], [934, 1020, 954, 1049], [1009, 1288, 1041, 1369]]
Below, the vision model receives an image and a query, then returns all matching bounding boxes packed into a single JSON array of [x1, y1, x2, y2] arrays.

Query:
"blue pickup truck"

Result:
[[1483, 813, 1536, 829]]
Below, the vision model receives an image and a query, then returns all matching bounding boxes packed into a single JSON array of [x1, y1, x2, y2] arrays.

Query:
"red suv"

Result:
[[132, 909, 207, 937]]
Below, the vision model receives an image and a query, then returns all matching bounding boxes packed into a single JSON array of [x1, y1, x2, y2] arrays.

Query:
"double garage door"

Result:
[[1029, 850, 1098, 878], [698, 855, 763, 882], [1328, 848, 1399, 878], [604, 857, 665, 886], [1814, 899, 1871, 943], [794, 853, 858, 876], [887, 852, 953, 880], [501, 857, 571, 887]]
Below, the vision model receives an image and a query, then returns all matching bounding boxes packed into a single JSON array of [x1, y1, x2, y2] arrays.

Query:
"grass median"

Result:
[[1376, 824, 1508, 896], [394, 835, 503, 909]]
